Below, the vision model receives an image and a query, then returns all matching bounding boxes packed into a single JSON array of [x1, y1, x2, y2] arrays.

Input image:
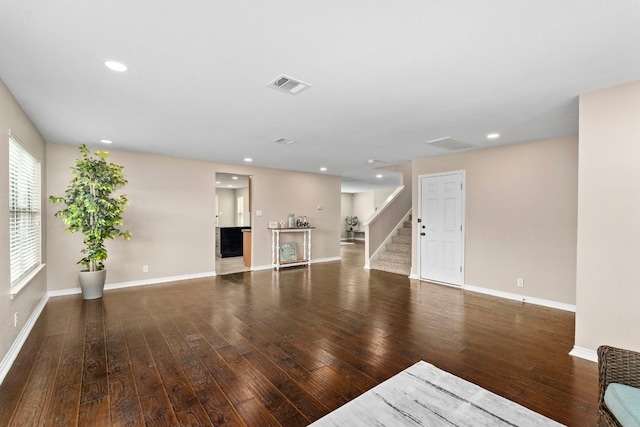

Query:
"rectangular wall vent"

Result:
[[267, 74, 311, 95], [273, 137, 297, 145], [425, 137, 473, 150]]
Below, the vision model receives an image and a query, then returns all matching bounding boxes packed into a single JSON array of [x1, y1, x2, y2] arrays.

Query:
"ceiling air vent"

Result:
[[267, 74, 311, 95], [425, 137, 473, 150], [273, 137, 297, 145]]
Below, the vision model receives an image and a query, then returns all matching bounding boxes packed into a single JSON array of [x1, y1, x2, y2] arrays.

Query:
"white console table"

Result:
[[270, 227, 315, 270]]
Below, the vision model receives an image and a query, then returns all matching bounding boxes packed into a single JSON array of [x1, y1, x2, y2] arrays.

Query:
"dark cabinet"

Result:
[[219, 227, 250, 258]]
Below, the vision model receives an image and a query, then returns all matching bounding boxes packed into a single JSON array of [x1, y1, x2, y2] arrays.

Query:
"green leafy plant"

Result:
[[345, 215, 359, 230], [50, 144, 131, 272]]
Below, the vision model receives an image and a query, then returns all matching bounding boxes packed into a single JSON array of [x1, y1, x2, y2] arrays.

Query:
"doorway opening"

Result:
[[215, 173, 252, 275]]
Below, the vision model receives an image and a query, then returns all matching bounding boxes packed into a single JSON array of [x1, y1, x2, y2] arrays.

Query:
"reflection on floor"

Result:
[[216, 256, 250, 275]]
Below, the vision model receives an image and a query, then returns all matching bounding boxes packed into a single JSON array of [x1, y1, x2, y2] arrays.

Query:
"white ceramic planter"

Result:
[[78, 269, 107, 300]]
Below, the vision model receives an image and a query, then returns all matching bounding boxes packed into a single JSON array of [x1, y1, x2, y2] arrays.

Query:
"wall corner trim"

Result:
[[569, 346, 598, 363], [0, 293, 50, 386]]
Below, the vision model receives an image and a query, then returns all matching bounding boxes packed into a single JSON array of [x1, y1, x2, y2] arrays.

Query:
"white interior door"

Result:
[[419, 171, 464, 286]]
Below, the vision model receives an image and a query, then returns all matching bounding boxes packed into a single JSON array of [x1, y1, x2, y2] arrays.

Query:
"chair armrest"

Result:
[[598, 345, 640, 426]]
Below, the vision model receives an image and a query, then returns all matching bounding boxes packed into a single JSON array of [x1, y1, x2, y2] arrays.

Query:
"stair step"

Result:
[[397, 228, 412, 237], [371, 259, 411, 276], [378, 251, 410, 264], [385, 242, 410, 254], [403, 220, 412, 228], [392, 235, 411, 245]]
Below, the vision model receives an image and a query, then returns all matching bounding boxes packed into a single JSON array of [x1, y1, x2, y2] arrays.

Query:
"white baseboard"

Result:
[[312, 256, 341, 264], [0, 293, 49, 385], [569, 346, 598, 362], [48, 271, 217, 297], [464, 284, 576, 312]]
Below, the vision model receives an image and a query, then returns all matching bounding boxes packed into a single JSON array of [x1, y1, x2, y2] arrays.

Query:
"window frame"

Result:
[[8, 131, 44, 298]]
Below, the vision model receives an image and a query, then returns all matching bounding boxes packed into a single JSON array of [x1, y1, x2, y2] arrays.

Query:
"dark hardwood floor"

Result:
[[0, 243, 598, 426]]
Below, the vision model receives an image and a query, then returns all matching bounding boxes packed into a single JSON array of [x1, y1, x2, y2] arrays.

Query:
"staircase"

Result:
[[370, 218, 412, 276]]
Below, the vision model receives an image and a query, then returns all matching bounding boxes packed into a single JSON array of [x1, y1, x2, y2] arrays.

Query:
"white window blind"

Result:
[[9, 132, 42, 286]]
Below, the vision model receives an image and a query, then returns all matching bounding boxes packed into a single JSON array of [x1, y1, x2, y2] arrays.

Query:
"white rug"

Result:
[[309, 361, 564, 427]]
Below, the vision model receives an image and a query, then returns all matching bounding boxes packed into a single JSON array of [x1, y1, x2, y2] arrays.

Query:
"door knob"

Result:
[[420, 232, 425, 236]]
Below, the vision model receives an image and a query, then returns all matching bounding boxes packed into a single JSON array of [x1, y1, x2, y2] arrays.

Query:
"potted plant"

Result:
[[50, 144, 131, 299], [345, 215, 359, 232]]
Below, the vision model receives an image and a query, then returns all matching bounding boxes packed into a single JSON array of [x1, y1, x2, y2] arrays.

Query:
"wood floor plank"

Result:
[[105, 318, 145, 427], [78, 395, 111, 427], [0, 243, 598, 426], [9, 333, 66, 427], [128, 341, 177, 424], [0, 310, 48, 426], [42, 299, 86, 426], [243, 349, 329, 421]]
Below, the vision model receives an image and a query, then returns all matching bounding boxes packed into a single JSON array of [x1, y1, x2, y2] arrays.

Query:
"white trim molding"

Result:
[[48, 271, 217, 297], [569, 346, 598, 363], [464, 284, 576, 312], [312, 256, 341, 264], [0, 293, 49, 385]]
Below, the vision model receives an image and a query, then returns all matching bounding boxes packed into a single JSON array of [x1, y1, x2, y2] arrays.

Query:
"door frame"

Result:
[[417, 170, 466, 287]]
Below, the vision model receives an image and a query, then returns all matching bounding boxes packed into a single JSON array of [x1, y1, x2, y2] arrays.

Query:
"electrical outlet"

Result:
[[143, 265, 149, 273], [517, 278, 524, 288], [14, 312, 18, 327]]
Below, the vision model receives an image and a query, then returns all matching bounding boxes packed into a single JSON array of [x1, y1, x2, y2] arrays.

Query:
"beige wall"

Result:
[[353, 192, 375, 225], [251, 167, 341, 266], [0, 79, 48, 366], [576, 81, 640, 352], [373, 188, 396, 210], [216, 188, 236, 227], [47, 144, 218, 289], [412, 136, 578, 304], [47, 143, 342, 291]]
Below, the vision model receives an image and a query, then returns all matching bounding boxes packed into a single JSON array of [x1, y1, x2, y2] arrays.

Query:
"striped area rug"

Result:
[[309, 361, 564, 427]]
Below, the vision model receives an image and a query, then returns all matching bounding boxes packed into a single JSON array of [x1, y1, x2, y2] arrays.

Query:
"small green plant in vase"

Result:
[[345, 215, 359, 232], [50, 144, 131, 299]]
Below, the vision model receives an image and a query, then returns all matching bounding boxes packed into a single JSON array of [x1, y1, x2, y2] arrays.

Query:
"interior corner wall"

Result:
[[575, 80, 640, 353], [0, 78, 48, 367], [412, 136, 578, 305]]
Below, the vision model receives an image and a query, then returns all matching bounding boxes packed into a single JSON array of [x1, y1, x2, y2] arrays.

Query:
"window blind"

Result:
[[9, 133, 42, 286]]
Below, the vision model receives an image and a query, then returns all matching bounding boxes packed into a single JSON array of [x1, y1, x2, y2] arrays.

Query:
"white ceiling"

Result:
[[1, 1, 639, 192]]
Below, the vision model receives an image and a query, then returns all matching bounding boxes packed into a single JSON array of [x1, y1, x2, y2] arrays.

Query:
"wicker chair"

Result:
[[597, 345, 640, 427]]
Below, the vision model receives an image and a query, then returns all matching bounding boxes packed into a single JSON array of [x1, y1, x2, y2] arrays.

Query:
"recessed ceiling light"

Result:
[[367, 159, 376, 164], [100, 139, 112, 144], [215, 181, 221, 184], [104, 61, 127, 72], [232, 176, 238, 180], [487, 133, 500, 139], [376, 174, 383, 178], [244, 157, 253, 162], [320, 167, 327, 172]]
